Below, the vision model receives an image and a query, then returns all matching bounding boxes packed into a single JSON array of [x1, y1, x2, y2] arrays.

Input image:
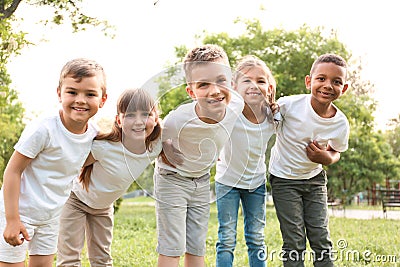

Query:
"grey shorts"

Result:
[[154, 168, 210, 257]]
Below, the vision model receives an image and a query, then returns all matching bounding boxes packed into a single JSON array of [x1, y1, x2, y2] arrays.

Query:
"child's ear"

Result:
[[305, 75, 312, 90], [154, 110, 160, 125], [115, 114, 122, 128], [99, 93, 108, 108], [186, 85, 197, 100], [57, 87, 62, 102], [341, 84, 349, 95]]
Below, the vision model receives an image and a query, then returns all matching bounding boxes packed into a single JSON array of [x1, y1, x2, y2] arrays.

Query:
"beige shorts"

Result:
[[154, 168, 210, 257], [0, 212, 59, 263]]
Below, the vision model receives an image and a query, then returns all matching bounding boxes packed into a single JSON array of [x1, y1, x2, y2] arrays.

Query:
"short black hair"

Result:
[[310, 54, 347, 76]]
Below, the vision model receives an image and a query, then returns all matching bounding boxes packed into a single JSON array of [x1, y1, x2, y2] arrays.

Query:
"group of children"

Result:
[[0, 44, 350, 267]]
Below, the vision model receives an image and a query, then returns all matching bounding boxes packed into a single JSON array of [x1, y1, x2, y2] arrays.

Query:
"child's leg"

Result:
[[242, 183, 267, 267], [184, 253, 204, 267], [28, 219, 59, 267], [303, 171, 333, 267], [85, 205, 113, 266], [270, 174, 306, 267], [185, 174, 210, 264], [27, 255, 54, 267], [154, 169, 190, 264], [0, 262, 24, 267], [157, 254, 180, 267], [215, 182, 240, 267], [56, 192, 87, 266]]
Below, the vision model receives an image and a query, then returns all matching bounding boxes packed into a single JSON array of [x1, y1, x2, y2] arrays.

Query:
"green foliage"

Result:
[[330, 64, 400, 201], [385, 115, 400, 158], [156, 64, 191, 118], [0, 0, 113, 36], [0, 83, 25, 183], [0, 19, 26, 183], [112, 197, 123, 213]]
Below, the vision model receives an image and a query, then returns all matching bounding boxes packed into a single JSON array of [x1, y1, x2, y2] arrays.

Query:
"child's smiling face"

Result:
[[306, 62, 348, 106], [186, 60, 233, 123]]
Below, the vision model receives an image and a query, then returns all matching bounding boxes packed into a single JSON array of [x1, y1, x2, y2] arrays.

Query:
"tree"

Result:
[[385, 115, 400, 159], [0, 17, 27, 183], [156, 18, 400, 200], [1, 0, 111, 33]]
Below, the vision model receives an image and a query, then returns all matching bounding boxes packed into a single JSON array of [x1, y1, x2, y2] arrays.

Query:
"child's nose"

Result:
[[209, 83, 221, 95], [134, 115, 146, 124], [325, 81, 334, 89], [75, 93, 87, 103]]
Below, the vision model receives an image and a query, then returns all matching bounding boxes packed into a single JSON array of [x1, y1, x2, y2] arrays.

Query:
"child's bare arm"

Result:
[[306, 141, 340, 166], [2, 151, 32, 246]]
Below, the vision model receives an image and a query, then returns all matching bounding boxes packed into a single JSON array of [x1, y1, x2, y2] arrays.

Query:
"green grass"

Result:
[[122, 196, 156, 203], [65, 198, 400, 267]]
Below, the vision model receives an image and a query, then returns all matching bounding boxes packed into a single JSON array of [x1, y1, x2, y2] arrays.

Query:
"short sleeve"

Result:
[[14, 120, 49, 159]]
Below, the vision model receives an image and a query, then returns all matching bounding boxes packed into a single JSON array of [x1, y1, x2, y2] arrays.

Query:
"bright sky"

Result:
[[7, 0, 400, 130]]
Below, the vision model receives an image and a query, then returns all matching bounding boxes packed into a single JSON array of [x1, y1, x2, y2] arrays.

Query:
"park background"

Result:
[[1, 0, 400, 266]]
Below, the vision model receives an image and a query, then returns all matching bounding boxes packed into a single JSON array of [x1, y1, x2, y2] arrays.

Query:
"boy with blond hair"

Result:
[[154, 44, 244, 267]]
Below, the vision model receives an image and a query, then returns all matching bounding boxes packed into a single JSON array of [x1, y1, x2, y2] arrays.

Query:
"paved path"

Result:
[[329, 207, 400, 220], [124, 200, 400, 220]]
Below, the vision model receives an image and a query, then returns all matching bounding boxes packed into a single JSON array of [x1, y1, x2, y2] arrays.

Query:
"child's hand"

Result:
[[268, 102, 282, 121], [160, 139, 184, 168], [269, 102, 280, 115], [3, 219, 30, 246], [306, 140, 340, 166], [266, 93, 281, 119]]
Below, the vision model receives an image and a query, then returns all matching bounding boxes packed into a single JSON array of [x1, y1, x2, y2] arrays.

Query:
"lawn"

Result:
[[73, 198, 400, 266]]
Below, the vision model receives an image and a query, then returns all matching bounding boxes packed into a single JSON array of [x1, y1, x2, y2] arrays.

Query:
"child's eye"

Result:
[[334, 80, 343, 86], [199, 82, 210, 88], [141, 112, 150, 117], [217, 78, 227, 84], [67, 91, 77, 95], [317, 77, 325, 81]]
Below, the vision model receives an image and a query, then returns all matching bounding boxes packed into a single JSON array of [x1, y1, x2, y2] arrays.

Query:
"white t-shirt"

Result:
[[72, 139, 162, 209], [215, 112, 275, 189], [0, 113, 97, 224], [157, 91, 244, 178], [269, 94, 349, 179]]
